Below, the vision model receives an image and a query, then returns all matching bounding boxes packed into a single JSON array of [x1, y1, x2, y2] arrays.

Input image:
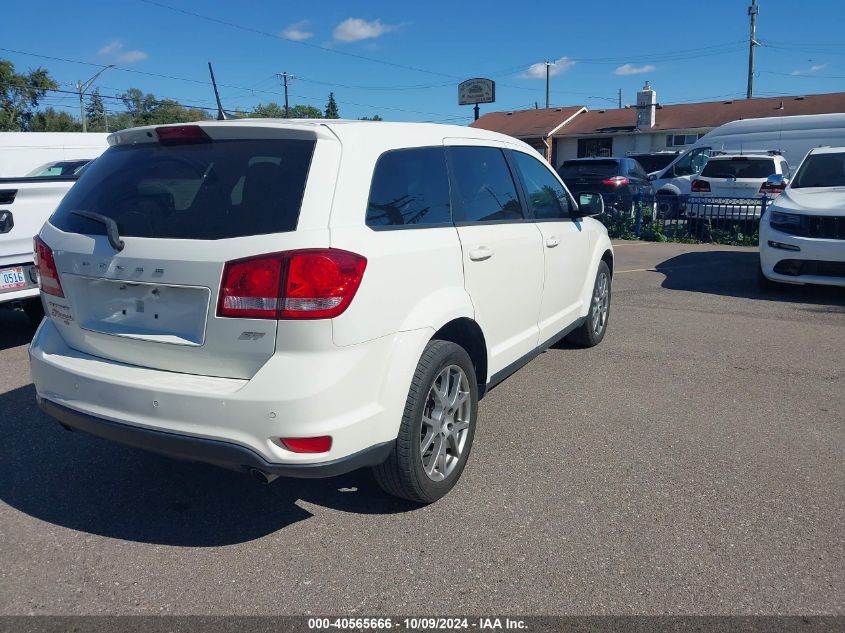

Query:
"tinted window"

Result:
[[672, 147, 711, 176], [366, 147, 451, 227], [791, 152, 845, 188], [630, 153, 678, 173], [446, 147, 523, 222], [700, 158, 776, 179], [512, 151, 570, 219], [50, 139, 315, 240], [559, 160, 619, 178]]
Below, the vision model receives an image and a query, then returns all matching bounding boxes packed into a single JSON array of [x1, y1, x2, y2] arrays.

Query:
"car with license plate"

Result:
[[558, 157, 654, 217], [758, 146, 845, 288], [29, 120, 614, 503]]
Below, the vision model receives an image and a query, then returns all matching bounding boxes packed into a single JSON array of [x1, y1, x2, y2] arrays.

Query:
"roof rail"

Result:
[[710, 148, 783, 156]]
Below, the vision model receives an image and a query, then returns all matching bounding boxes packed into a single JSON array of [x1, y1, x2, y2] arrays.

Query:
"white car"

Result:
[[687, 152, 790, 225], [759, 146, 845, 288], [29, 120, 613, 503]]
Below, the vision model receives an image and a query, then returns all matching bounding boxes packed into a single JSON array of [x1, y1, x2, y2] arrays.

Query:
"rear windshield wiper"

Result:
[[70, 210, 125, 252]]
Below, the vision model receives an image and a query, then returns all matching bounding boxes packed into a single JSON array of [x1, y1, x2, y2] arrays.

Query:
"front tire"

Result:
[[372, 340, 478, 504], [566, 260, 611, 348]]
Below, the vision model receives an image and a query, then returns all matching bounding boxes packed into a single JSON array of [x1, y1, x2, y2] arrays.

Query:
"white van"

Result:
[[650, 113, 845, 204], [0, 132, 109, 177]]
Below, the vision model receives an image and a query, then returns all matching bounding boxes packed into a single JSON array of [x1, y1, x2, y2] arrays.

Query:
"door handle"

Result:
[[545, 236, 560, 248], [468, 247, 494, 261]]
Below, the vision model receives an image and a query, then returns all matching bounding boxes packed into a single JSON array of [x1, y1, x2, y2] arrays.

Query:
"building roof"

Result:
[[553, 92, 845, 137], [469, 106, 585, 138]]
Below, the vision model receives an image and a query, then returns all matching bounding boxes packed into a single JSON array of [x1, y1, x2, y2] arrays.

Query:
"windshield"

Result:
[[25, 160, 90, 177], [791, 152, 845, 188], [559, 160, 619, 178], [700, 158, 776, 179], [630, 154, 677, 173], [50, 138, 315, 240]]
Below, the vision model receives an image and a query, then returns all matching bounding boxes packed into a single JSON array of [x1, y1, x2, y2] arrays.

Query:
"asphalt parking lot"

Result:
[[0, 241, 842, 616]]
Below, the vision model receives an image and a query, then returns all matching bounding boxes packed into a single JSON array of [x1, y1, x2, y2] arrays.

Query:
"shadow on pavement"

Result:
[[0, 385, 417, 547], [655, 250, 845, 307], [0, 309, 38, 352]]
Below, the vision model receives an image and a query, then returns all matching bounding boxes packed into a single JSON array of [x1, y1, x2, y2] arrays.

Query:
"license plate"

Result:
[[0, 266, 27, 291]]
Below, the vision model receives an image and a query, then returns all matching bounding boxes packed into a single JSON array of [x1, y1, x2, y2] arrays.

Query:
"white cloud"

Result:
[[614, 63, 656, 76], [333, 18, 398, 43], [98, 40, 148, 63], [281, 20, 313, 42], [520, 57, 576, 80], [791, 63, 826, 76]]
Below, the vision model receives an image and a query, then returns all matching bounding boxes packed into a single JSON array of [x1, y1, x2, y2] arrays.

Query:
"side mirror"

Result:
[[574, 192, 604, 218], [647, 173, 656, 181], [766, 174, 787, 187]]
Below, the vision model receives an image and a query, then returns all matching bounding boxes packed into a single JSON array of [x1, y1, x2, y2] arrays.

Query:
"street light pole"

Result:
[[77, 65, 114, 132]]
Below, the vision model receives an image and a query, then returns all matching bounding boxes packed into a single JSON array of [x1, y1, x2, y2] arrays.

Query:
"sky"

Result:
[[3, 0, 845, 124]]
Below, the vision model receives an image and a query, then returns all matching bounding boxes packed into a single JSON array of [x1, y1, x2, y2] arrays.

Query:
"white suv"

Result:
[[759, 146, 845, 288], [29, 120, 613, 503]]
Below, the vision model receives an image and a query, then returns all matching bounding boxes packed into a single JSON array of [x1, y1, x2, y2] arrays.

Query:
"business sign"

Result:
[[458, 78, 495, 106]]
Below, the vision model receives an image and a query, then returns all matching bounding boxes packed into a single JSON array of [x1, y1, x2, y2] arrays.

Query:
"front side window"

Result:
[[366, 147, 451, 227], [672, 147, 711, 176], [446, 146, 524, 223], [512, 151, 570, 219]]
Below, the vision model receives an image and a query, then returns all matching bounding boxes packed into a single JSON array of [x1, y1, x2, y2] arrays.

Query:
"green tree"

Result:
[[251, 102, 286, 118], [324, 92, 339, 119], [28, 107, 82, 132], [289, 104, 322, 119], [359, 114, 383, 121], [120, 88, 208, 126], [86, 89, 107, 132], [0, 59, 58, 131]]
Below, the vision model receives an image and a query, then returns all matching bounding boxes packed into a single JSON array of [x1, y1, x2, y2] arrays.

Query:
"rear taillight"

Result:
[[217, 249, 367, 320], [691, 179, 711, 193], [33, 236, 64, 298], [760, 182, 785, 195], [601, 176, 630, 186]]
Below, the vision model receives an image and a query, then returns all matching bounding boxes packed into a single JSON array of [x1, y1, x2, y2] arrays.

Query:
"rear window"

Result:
[[791, 152, 845, 188], [50, 139, 315, 240], [559, 160, 620, 178], [700, 157, 775, 179], [366, 147, 451, 228]]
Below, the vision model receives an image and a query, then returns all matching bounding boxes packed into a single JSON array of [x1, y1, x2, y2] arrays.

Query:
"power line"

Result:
[[139, 0, 461, 80]]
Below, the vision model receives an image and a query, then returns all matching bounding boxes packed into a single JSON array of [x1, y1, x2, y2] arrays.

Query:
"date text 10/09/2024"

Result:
[[307, 618, 528, 630]]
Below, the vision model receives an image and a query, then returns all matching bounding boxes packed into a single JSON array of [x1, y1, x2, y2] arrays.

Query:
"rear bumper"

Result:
[[38, 397, 393, 478], [30, 318, 431, 473]]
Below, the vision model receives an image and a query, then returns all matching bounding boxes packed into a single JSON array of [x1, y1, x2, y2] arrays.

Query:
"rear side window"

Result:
[[366, 147, 451, 228], [511, 151, 571, 220], [559, 160, 619, 178], [700, 158, 776, 179], [50, 139, 315, 240], [446, 146, 524, 222]]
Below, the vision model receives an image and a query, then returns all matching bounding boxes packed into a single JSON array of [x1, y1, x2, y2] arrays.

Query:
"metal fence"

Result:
[[596, 193, 770, 246]]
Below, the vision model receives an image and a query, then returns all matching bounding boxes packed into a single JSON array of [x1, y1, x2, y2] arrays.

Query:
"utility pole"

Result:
[[278, 72, 292, 118], [545, 60, 552, 109], [747, 0, 759, 99], [76, 65, 114, 133], [618, 88, 622, 109]]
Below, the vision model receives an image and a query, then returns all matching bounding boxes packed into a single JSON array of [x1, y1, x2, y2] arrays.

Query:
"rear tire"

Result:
[[372, 340, 478, 504], [22, 299, 44, 325], [566, 260, 611, 348]]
